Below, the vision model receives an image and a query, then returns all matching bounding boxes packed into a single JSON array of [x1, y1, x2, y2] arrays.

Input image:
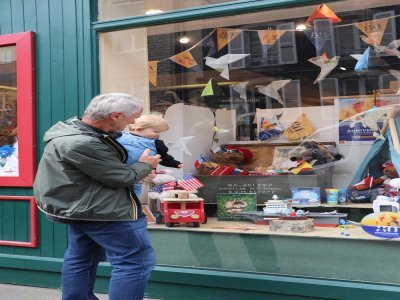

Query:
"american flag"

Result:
[[151, 181, 176, 193], [177, 174, 204, 191]]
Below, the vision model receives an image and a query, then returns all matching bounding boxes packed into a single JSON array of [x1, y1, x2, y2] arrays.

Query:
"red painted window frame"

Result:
[[0, 32, 36, 186], [0, 196, 38, 247]]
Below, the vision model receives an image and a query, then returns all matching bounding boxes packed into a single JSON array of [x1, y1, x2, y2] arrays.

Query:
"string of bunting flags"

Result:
[[148, 3, 400, 98]]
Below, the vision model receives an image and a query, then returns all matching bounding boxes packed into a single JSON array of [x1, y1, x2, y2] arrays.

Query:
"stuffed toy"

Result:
[[196, 147, 253, 175], [352, 161, 399, 191], [295, 141, 344, 166]]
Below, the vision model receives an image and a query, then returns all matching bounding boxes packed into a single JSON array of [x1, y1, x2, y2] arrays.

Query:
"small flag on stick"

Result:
[[177, 174, 205, 191]]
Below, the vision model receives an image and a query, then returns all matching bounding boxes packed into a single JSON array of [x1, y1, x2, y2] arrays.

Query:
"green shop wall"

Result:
[[0, 0, 96, 259], [1, 0, 400, 299]]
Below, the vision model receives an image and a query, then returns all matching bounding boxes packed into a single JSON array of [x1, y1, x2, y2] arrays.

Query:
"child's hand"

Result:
[[178, 164, 184, 169]]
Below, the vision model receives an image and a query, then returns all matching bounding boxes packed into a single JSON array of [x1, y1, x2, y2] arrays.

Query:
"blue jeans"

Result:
[[61, 216, 156, 300]]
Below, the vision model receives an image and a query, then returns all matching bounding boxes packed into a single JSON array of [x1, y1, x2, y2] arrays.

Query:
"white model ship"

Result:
[[263, 195, 292, 214]]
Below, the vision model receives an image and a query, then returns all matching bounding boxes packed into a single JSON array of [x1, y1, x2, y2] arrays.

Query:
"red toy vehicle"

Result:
[[160, 190, 207, 227]]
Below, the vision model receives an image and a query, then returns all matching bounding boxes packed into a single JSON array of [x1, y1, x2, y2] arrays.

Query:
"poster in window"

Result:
[[0, 32, 35, 186], [335, 95, 398, 144]]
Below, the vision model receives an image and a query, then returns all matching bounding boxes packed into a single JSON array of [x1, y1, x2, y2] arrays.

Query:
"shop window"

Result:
[[99, 1, 400, 241], [0, 32, 35, 187]]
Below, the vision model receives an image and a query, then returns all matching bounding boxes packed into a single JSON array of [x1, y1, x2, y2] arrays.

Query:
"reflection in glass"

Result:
[[0, 46, 17, 176]]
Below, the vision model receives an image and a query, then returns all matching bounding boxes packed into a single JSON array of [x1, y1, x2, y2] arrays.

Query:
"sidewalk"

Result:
[[0, 283, 108, 300]]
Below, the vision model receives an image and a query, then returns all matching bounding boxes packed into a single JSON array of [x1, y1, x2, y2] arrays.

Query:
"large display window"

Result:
[[99, 0, 400, 241]]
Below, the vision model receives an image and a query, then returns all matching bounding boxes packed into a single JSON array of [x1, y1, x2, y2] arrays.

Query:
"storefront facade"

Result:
[[1, 0, 400, 299]]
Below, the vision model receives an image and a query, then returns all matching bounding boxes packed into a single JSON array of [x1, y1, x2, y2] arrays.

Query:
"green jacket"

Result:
[[33, 117, 153, 221]]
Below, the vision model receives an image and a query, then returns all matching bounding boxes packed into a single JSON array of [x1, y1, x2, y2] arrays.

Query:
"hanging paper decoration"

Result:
[[232, 81, 248, 100], [388, 69, 400, 95], [361, 107, 387, 140], [201, 78, 225, 97], [169, 50, 198, 68], [372, 39, 400, 58], [148, 61, 158, 86], [257, 30, 285, 45], [256, 80, 291, 105], [205, 54, 249, 80], [355, 18, 389, 46], [201, 34, 218, 56], [350, 47, 370, 71], [217, 28, 242, 50], [306, 4, 342, 23], [308, 55, 339, 84]]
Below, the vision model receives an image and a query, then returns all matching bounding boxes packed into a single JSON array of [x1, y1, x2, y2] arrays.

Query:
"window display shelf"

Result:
[[148, 217, 393, 241]]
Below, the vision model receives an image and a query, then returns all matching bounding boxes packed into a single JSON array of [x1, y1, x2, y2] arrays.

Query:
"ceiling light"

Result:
[[145, 9, 164, 15], [340, 67, 347, 71], [296, 24, 307, 31], [179, 37, 190, 44]]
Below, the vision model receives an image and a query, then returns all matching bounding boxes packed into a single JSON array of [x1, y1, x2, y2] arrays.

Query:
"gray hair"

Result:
[[83, 93, 143, 120]]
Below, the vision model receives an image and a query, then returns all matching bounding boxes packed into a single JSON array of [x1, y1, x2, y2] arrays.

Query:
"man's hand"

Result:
[[139, 149, 161, 168], [141, 170, 157, 183]]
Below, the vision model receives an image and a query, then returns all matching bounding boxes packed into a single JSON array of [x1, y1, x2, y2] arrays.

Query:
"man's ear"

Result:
[[109, 112, 121, 121]]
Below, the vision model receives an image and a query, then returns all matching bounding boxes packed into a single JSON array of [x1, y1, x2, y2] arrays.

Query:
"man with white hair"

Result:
[[34, 93, 161, 300]]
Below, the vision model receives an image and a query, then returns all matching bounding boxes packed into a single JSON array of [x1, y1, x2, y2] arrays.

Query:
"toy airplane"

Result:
[[205, 54, 249, 80]]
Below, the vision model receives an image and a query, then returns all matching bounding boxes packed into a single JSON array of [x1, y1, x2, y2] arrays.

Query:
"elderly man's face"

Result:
[[112, 108, 143, 131]]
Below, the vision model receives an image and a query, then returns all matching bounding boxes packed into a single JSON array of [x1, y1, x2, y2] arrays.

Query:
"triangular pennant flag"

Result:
[[217, 28, 242, 50], [148, 61, 158, 86], [307, 4, 342, 23], [304, 29, 328, 53], [201, 78, 225, 97], [201, 34, 218, 56], [355, 18, 389, 46], [169, 50, 198, 68], [351, 47, 370, 71], [257, 30, 285, 45]]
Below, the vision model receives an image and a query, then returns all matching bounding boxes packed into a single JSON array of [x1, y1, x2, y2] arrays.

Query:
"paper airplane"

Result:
[[308, 55, 339, 83], [388, 69, 400, 95], [205, 54, 249, 80], [232, 81, 249, 100], [256, 80, 291, 105], [361, 107, 388, 140], [350, 47, 370, 71]]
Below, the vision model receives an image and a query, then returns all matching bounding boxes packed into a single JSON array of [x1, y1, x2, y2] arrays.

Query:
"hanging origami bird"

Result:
[[369, 39, 400, 58], [308, 55, 340, 83], [350, 47, 370, 71], [205, 54, 249, 80], [306, 4, 342, 23], [232, 81, 249, 100], [361, 107, 387, 140], [256, 80, 291, 105]]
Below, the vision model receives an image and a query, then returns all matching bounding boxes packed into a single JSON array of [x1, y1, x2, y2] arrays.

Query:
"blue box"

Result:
[[291, 187, 321, 206]]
